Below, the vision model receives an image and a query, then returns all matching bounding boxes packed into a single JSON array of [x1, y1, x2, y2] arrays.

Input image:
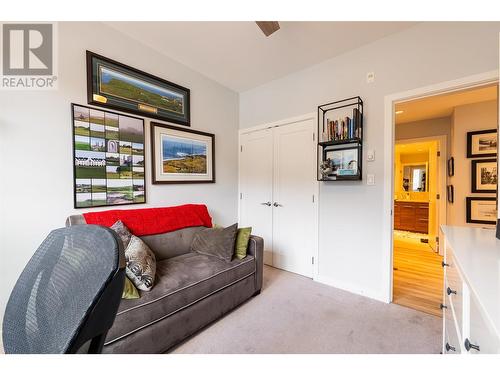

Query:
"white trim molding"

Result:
[[382, 70, 498, 303]]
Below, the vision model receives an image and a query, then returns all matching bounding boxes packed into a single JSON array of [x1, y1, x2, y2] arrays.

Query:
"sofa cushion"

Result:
[[125, 236, 156, 291], [190, 223, 238, 262], [140, 226, 205, 261], [104, 252, 256, 345]]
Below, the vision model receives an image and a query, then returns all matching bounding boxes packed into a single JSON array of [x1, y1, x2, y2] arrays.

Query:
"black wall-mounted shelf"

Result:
[[317, 96, 364, 181]]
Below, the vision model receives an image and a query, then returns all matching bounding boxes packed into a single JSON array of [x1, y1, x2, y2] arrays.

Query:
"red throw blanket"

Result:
[[82, 204, 212, 236]]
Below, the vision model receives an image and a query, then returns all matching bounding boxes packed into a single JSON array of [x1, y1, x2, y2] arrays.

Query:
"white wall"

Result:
[[239, 22, 500, 301], [0, 22, 239, 321], [448, 100, 498, 227]]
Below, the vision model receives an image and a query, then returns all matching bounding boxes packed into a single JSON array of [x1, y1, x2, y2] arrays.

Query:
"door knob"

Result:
[[273, 202, 283, 207], [464, 338, 480, 352], [447, 287, 457, 296], [445, 343, 456, 352], [260, 202, 271, 206]]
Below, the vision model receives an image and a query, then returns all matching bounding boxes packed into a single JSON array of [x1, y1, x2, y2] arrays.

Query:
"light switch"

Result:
[[367, 174, 375, 185], [367, 150, 375, 161]]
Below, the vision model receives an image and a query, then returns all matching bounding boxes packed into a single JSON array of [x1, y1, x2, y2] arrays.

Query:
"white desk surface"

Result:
[[441, 225, 500, 339]]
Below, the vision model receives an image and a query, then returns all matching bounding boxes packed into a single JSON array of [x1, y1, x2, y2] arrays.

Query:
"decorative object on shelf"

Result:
[[471, 158, 497, 193], [447, 185, 454, 203], [317, 96, 363, 181], [447, 157, 454, 177], [87, 51, 190, 127], [466, 129, 497, 158], [72, 104, 145, 208], [150, 122, 215, 184], [466, 197, 497, 224]]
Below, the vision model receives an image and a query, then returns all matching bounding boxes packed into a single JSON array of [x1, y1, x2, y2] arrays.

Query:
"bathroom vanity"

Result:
[[394, 200, 429, 233]]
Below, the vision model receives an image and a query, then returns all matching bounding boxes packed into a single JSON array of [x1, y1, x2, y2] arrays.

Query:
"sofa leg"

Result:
[[253, 289, 261, 297]]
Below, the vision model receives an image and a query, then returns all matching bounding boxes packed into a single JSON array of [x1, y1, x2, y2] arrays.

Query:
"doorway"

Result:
[[384, 74, 499, 314], [238, 115, 318, 278]]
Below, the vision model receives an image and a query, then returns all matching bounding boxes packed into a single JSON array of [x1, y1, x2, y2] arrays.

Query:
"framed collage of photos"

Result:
[[72, 104, 145, 208]]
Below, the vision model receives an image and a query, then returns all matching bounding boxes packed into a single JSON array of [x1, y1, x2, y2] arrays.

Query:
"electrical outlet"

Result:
[[366, 72, 375, 83]]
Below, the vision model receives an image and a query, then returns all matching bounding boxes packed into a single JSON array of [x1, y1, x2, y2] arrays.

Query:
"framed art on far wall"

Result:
[[72, 104, 146, 208], [471, 158, 497, 193], [150, 122, 215, 184], [467, 129, 497, 158], [466, 197, 497, 225], [87, 51, 190, 127]]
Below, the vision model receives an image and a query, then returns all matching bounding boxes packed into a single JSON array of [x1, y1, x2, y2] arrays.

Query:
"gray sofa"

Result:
[[66, 214, 264, 354]]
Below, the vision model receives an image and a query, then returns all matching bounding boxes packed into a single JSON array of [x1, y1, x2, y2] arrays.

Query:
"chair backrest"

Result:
[[2, 225, 125, 354]]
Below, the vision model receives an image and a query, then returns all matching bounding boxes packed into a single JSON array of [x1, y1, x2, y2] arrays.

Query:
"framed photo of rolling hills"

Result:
[[151, 122, 215, 184], [87, 51, 190, 126]]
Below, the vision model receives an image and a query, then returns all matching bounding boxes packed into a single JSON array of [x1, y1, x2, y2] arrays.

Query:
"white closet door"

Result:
[[272, 119, 316, 277], [239, 129, 274, 265]]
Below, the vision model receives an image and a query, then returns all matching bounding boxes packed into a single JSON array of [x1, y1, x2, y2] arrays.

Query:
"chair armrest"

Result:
[[247, 235, 264, 293]]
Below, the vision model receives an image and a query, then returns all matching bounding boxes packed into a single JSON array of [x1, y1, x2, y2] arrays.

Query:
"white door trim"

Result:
[[238, 112, 319, 279], [382, 70, 499, 303]]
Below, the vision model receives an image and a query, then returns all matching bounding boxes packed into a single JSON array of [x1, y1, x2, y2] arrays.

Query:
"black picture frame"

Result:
[[471, 158, 497, 193], [447, 157, 454, 177], [87, 51, 190, 127], [447, 185, 454, 203], [150, 122, 215, 184], [466, 129, 497, 158], [72, 103, 146, 209], [466, 197, 497, 225]]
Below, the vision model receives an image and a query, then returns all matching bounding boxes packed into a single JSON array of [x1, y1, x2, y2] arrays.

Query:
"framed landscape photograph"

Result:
[[466, 197, 497, 225], [72, 104, 146, 208], [87, 51, 190, 127], [471, 158, 497, 193], [467, 129, 497, 158], [151, 122, 215, 184]]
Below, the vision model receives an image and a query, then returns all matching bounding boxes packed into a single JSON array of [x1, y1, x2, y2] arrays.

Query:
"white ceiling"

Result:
[[395, 84, 498, 124], [105, 21, 418, 92]]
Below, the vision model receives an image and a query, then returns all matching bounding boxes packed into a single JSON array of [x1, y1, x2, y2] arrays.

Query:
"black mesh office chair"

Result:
[[2, 225, 125, 354]]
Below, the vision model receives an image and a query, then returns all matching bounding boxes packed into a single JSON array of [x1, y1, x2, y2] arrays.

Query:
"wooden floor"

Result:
[[393, 240, 443, 317]]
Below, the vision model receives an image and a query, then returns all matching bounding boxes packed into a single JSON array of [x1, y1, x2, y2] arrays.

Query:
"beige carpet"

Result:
[[171, 265, 442, 354]]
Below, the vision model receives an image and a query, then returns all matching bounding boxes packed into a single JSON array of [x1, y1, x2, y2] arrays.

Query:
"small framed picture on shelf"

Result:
[[467, 129, 497, 158], [466, 197, 497, 225], [447, 157, 454, 177], [471, 158, 497, 193], [323, 146, 359, 178], [446, 185, 454, 203]]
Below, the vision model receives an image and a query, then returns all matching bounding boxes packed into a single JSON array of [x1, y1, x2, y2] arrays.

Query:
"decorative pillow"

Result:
[[125, 235, 156, 291], [235, 227, 252, 260], [191, 223, 238, 262], [122, 277, 140, 299], [111, 220, 133, 249]]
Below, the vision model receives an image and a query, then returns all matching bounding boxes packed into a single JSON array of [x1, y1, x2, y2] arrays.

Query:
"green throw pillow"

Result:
[[235, 227, 252, 260], [122, 277, 140, 299]]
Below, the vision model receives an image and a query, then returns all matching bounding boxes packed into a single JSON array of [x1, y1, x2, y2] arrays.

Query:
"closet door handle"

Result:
[[464, 338, 480, 352], [447, 287, 457, 296], [260, 202, 272, 206], [445, 343, 456, 352], [273, 202, 283, 207]]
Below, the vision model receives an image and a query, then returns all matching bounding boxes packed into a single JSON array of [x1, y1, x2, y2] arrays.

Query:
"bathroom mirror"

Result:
[[402, 163, 427, 192]]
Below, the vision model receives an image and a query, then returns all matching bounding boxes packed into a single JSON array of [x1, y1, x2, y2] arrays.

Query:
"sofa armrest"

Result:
[[65, 214, 86, 226], [247, 235, 264, 293]]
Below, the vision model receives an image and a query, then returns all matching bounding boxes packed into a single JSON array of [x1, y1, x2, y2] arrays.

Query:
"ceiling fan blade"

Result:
[[256, 21, 280, 37]]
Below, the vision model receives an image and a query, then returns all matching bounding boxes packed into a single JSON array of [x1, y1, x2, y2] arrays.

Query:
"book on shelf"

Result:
[[321, 107, 362, 143]]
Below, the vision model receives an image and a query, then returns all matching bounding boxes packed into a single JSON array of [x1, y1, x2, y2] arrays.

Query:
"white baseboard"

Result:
[[313, 275, 388, 304]]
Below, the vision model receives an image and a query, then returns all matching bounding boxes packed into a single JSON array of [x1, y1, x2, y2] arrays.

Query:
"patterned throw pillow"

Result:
[[125, 235, 156, 291], [110, 220, 133, 249]]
